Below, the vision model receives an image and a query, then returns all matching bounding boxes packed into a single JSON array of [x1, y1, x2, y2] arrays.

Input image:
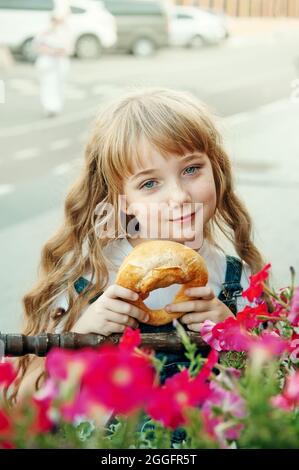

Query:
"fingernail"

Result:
[[165, 305, 171, 312], [144, 315, 149, 322], [132, 293, 138, 300], [185, 290, 190, 295]]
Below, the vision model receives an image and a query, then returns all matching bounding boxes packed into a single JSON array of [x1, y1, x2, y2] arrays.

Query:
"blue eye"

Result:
[[140, 180, 157, 190], [184, 165, 201, 175], [139, 166, 201, 190]]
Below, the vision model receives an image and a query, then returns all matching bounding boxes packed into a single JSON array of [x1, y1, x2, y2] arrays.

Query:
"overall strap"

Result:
[[218, 255, 243, 315], [74, 277, 103, 304]]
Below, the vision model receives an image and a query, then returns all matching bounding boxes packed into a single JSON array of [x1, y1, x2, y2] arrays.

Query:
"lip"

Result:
[[171, 211, 196, 222]]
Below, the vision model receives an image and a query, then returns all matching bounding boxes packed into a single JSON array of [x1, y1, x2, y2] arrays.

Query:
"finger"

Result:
[[105, 311, 139, 329], [105, 297, 149, 323], [184, 286, 215, 300], [186, 323, 203, 333], [106, 284, 139, 302], [165, 299, 212, 313], [180, 312, 203, 325], [105, 322, 126, 335], [186, 311, 220, 324]]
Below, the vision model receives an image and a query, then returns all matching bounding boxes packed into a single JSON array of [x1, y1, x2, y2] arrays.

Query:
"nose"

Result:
[[167, 181, 192, 213]]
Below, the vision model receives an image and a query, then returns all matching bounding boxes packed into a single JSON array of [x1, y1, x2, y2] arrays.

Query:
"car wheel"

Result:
[[131, 38, 156, 57], [21, 38, 37, 63], [188, 35, 206, 48], [75, 34, 102, 60]]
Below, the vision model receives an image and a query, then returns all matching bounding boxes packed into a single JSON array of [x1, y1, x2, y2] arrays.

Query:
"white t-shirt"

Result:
[[34, 24, 74, 57], [52, 238, 251, 333]]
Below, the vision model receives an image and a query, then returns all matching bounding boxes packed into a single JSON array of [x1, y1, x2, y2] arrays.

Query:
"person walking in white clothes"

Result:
[[34, 14, 73, 117]]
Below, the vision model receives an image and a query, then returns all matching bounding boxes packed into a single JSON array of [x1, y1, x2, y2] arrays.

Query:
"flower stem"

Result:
[[289, 266, 296, 299], [262, 283, 290, 310]]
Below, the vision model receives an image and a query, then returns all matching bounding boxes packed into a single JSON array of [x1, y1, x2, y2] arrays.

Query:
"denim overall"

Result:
[[73, 255, 243, 446]]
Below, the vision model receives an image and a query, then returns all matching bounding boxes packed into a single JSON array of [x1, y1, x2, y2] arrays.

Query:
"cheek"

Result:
[[129, 190, 165, 217], [205, 183, 217, 207], [191, 175, 216, 203]]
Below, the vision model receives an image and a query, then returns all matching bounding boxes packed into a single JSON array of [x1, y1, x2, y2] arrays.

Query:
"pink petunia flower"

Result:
[[146, 368, 210, 430], [202, 382, 246, 444], [82, 344, 155, 414], [119, 327, 141, 352], [30, 396, 55, 434], [289, 334, 299, 363], [0, 408, 12, 434], [271, 394, 292, 411], [199, 317, 250, 352], [283, 371, 299, 403], [45, 343, 155, 419], [236, 302, 269, 329], [199, 320, 220, 351], [59, 387, 109, 424], [0, 408, 15, 449], [0, 361, 17, 387], [249, 331, 290, 358], [242, 263, 271, 302], [0, 440, 15, 449], [46, 348, 97, 381], [250, 263, 272, 285], [288, 286, 299, 327], [271, 371, 299, 411], [198, 349, 219, 381], [212, 317, 252, 352], [34, 378, 59, 402]]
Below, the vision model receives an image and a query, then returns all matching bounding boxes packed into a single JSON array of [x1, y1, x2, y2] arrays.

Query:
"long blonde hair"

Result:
[[9, 87, 269, 404]]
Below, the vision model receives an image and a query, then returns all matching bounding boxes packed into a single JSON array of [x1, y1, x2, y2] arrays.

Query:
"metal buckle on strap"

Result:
[[222, 286, 243, 301]]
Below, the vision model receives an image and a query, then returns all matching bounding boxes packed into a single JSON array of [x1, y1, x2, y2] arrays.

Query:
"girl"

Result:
[[34, 13, 72, 117], [9, 87, 269, 408]]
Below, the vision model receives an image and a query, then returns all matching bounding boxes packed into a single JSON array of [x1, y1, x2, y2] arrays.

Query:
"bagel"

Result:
[[115, 240, 208, 326]]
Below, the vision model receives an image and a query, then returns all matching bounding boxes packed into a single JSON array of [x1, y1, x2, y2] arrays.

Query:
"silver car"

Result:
[[98, 0, 170, 57]]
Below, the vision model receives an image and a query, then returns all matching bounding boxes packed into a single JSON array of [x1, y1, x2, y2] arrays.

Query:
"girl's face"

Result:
[[122, 138, 217, 249]]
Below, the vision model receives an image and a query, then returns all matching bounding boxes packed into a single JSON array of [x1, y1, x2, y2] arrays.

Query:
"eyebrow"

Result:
[[131, 153, 205, 181]]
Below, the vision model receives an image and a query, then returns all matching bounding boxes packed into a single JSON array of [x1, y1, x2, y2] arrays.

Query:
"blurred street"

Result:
[[1, 29, 299, 332]]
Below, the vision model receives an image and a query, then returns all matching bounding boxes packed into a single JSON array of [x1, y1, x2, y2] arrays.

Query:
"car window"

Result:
[[0, 0, 54, 10], [176, 13, 193, 20], [70, 6, 86, 14], [102, 0, 163, 16]]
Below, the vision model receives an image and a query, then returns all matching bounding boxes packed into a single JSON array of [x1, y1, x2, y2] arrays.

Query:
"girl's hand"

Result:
[[70, 284, 149, 336], [165, 286, 234, 332]]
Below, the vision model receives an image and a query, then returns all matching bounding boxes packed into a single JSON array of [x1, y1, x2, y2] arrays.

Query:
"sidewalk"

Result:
[[221, 97, 299, 290], [0, 208, 65, 333]]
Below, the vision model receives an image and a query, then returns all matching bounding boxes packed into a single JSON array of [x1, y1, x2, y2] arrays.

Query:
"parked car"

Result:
[[0, 0, 117, 61], [169, 5, 229, 48], [97, 0, 170, 57]]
